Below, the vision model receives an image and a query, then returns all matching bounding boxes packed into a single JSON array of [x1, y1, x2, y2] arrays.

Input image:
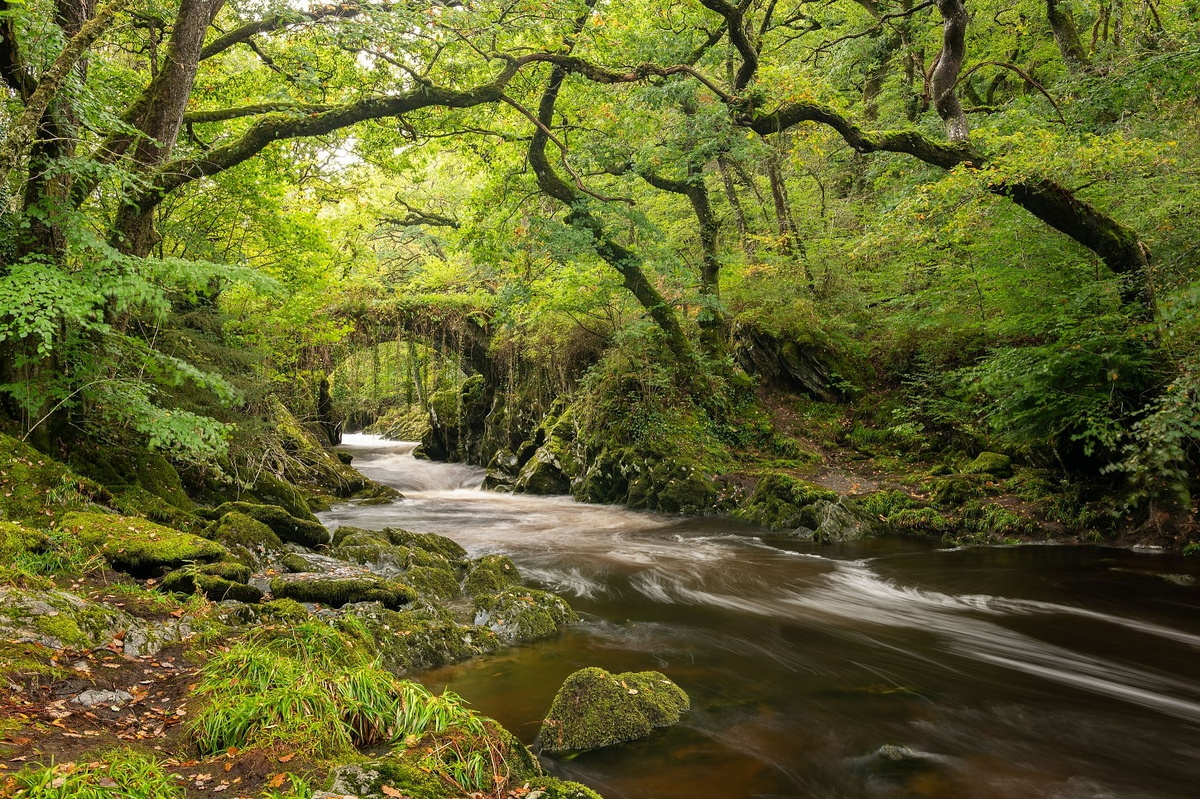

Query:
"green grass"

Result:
[[187, 621, 510, 794], [8, 749, 183, 799]]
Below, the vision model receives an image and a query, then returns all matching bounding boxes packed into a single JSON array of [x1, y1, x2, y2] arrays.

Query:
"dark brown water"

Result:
[[321, 435, 1200, 799]]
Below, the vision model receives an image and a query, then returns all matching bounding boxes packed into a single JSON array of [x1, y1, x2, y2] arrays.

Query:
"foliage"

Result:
[[188, 622, 513, 794], [5, 749, 183, 799]]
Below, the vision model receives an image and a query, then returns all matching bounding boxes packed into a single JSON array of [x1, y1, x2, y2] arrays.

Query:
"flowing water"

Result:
[[320, 435, 1200, 799]]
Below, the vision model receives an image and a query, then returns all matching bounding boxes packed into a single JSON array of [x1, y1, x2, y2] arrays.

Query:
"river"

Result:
[[319, 434, 1200, 799]]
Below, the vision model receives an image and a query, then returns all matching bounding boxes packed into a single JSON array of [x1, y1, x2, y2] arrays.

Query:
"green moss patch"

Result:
[[335, 603, 498, 674], [463, 554, 522, 596], [0, 586, 133, 649], [211, 501, 329, 547], [270, 573, 416, 609], [736, 473, 839, 530], [60, 511, 226, 576], [539, 667, 689, 753], [0, 434, 106, 528], [473, 587, 578, 643], [963, 451, 1014, 478]]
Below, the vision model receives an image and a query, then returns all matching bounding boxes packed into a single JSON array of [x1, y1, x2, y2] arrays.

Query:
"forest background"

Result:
[[2, 0, 1199, 544]]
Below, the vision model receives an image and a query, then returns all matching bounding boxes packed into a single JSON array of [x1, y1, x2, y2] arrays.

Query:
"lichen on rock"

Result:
[[539, 667, 689, 753]]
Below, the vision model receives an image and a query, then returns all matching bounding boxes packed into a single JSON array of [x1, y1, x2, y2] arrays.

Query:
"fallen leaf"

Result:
[[380, 786, 407, 798], [267, 773, 287, 789], [277, 753, 296, 763]]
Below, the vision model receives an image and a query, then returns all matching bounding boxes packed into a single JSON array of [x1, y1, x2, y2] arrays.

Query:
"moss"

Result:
[[270, 574, 416, 609], [524, 778, 605, 799], [650, 460, 720, 514], [280, 553, 315, 573], [539, 667, 689, 753], [248, 471, 321, 523], [404, 565, 460, 600], [327, 758, 449, 799], [336, 603, 498, 674], [61, 511, 227, 575], [0, 520, 46, 561], [473, 587, 578, 643], [382, 527, 467, 561], [208, 511, 282, 548], [109, 486, 200, 530], [929, 475, 987, 509], [736, 473, 839, 530], [162, 567, 263, 603], [0, 639, 63, 679], [331, 525, 389, 547], [210, 501, 329, 547], [886, 508, 953, 537], [0, 587, 130, 649], [463, 554, 522, 596], [963, 451, 1014, 478], [0, 434, 105, 528]]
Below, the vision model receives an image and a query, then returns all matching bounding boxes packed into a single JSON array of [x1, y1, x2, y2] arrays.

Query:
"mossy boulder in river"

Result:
[[211, 501, 329, 547], [473, 587, 577, 643], [462, 554, 522, 596], [270, 572, 416, 609], [330, 525, 467, 562], [60, 512, 227, 575], [539, 667, 689, 754], [736, 473, 837, 530]]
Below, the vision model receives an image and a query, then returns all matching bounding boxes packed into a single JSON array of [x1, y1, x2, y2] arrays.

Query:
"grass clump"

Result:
[[6, 748, 182, 798], [190, 622, 482, 759]]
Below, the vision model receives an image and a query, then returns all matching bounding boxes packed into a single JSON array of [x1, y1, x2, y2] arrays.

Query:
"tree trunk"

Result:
[[1047, 0, 1090, 68], [112, 0, 225, 256], [931, 0, 970, 142], [717, 156, 754, 257], [765, 144, 814, 291]]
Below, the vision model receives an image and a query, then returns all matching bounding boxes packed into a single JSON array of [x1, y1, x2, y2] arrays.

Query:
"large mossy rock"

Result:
[[0, 587, 133, 650], [60, 512, 226, 575], [161, 562, 263, 603], [329, 526, 467, 561], [206, 511, 284, 568], [211, 501, 329, 547], [0, 587, 190, 657], [328, 603, 499, 674], [270, 571, 416, 610], [473, 587, 577, 643], [539, 667, 689, 754], [736, 473, 838, 530], [462, 554, 522, 596]]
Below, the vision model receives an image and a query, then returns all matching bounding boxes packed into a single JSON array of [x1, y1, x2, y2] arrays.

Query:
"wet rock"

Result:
[[463, 554, 522, 596], [121, 619, 193, 658], [211, 501, 330, 548], [473, 587, 577, 643], [539, 667, 689, 753], [803, 498, 884, 543], [270, 571, 415, 610], [514, 442, 571, 495], [60, 512, 227, 575], [72, 688, 133, 708]]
